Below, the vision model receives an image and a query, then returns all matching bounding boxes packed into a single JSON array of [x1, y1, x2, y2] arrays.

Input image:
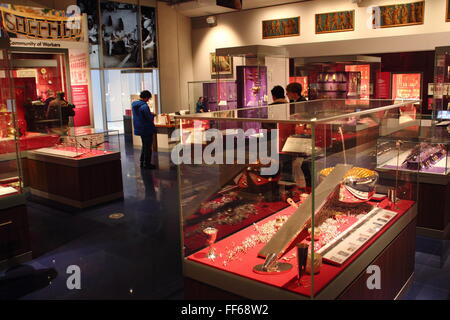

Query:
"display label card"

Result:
[[282, 136, 313, 155], [259, 164, 353, 258], [318, 207, 397, 266], [0, 186, 18, 196]]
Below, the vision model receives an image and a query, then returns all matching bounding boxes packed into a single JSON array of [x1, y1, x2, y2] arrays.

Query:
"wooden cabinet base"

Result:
[[26, 153, 124, 209], [416, 180, 450, 268], [0, 205, 31, 270], [417, 181, 450, 240]]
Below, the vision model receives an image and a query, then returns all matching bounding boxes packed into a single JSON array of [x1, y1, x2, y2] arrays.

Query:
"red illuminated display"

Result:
[[345, 65, 370, 99], [392, 73, 421, 100]]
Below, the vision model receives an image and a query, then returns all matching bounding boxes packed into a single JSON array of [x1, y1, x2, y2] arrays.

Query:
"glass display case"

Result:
[[0, 45, 24, 205], [215, 46, 288, 106], [376, 138, 449, 176], [391, 73, 422, 100], [432, 46, 450, 120], [293, 55, 381, 101], [188, 80, 237, 114], [30, 128, 120, 159], [175, 99, 420, 299], [377, 107, 449, 177]]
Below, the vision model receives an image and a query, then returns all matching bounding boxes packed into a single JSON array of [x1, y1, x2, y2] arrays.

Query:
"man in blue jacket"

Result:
[[132, 90, 156, 169]]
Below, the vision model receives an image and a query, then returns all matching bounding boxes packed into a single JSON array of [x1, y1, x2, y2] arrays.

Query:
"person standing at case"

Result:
[[286, 82, 307, 103], [132, 90, 156, 169], [269, 85, 288, 105]]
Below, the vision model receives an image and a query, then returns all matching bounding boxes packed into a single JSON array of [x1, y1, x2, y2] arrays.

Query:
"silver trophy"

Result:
[[203, 227, 218, 260]]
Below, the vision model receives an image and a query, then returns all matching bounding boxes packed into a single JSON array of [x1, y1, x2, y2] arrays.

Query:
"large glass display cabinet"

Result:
[[175, 99, 420, 300], [0, 42, 31, 267], [292, 55, 381, 100], [189, 45, 288, 117], [0, 46, 24, 207]]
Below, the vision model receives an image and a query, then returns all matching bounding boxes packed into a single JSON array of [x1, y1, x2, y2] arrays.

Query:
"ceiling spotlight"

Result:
[[206, 16, 217, 26]]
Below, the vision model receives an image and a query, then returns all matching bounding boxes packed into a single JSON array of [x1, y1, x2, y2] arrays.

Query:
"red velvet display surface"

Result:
[[184, 201, 291, 255], [0, 133, 59, 154], [187, 199, 414, 297]]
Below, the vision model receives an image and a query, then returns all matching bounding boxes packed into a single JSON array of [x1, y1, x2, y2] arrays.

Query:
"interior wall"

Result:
[[192, 0, 450, 82], [157, 2, 194, 113]]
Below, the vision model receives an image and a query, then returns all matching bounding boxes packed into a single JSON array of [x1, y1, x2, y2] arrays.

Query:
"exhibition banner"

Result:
[[0, 4, 83, 41], [69, 49, 91, 126]]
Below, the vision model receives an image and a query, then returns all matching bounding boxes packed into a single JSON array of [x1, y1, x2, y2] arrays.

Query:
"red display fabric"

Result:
[[184, 201, 291, 255], [187, 199, 414, 297]]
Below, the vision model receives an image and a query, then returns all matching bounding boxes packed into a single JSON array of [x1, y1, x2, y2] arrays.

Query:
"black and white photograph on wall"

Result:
[[141, 6, 157, 68], [100, 1, 140, 68], [77, 0, 100, 68]]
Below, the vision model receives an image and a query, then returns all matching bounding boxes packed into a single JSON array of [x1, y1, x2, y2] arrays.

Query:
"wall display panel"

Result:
[[141, 6, 157, 68], [372, 1, 424, 29], [77, 0, 100, 68], [100, 1, 140, 68], [236, 66, 267, 108], [345, 65, 370, 99], [391, 73, 422, 100], [262, 17, 299, 39], [0, 46, 24, 201], [315, 10, 354, 34]]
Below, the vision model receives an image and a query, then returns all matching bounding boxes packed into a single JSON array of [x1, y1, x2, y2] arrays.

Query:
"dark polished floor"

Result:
[[0, 136, 448, 300], [2, 136, 183, 299]]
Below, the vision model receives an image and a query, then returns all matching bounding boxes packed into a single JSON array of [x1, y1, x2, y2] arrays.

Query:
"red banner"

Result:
[[71, 85, 90, 126], [376, 72, 391, 99]]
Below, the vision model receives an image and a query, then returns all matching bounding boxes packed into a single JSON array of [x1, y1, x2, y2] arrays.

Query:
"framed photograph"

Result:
[[262, 17, 300, 39], [316, 10, 354, 34], [100, 1, 141, 68], [210, 53, 233, 76], [428, 83, 435, 96], [141, 6, 157, 68], [216, 0, 242, 10], [447, 0, 450, 22], [372, 1, 424, 29]]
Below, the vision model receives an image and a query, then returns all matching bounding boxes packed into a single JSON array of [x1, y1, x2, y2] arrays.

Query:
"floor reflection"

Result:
[[2, 136, 183, 299]]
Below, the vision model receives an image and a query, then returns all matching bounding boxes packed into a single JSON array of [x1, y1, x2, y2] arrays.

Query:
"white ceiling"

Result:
[[173, 0, 313, 18]]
